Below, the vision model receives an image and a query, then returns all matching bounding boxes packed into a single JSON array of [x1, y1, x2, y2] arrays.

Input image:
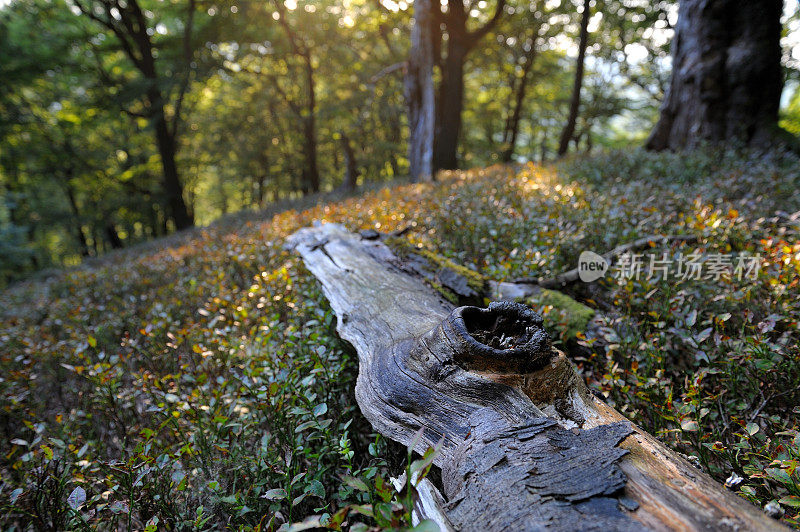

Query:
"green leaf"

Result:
[[312, 403, 328, 417], [350, 504, 374, 518], [262, 488, 287, 501], [375, 475, 392, 502], [413, 520, 442, 532], [779, 496, 800, 508], [342, 475, 369, 492], [766, 468, 792, 484], [680, 419, 699, 432], [144, 516, 159, 532], [746, 422, 760, 436], [328, 506, 349, 530], [87, 335, 97, 348], [295, 420, 316, 433], [304, 479, 325, 498], [67, 487, 86, 510]]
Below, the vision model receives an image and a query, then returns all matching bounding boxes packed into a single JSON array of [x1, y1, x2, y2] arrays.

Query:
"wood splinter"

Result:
[[288, 222, 785, 531]]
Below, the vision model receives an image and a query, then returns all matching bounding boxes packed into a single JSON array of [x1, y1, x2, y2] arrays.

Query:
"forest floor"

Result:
[[1, 148, 799, 530]]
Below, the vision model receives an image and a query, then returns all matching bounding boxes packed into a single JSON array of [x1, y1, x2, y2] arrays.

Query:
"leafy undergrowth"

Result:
[[1, 147, 799, 529]]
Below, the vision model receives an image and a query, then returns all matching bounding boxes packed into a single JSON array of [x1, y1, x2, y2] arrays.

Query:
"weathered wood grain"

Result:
[[288, 223, 785, 531]]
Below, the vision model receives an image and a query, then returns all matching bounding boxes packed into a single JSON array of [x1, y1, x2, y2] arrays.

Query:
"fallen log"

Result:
[[287, 223, 784, 531]]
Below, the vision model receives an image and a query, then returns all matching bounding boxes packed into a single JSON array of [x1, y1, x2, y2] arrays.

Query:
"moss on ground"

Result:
[[528, 288, 595, 341]]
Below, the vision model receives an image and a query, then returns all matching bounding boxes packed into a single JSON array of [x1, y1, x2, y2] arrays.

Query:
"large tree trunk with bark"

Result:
[[557, 0, 591, 157], [429, 0, 506, 172], [405, 0, 436, 182], [434, 42, 467, 171], [647, 0, 784, 151], [288, 223, 787, 531]]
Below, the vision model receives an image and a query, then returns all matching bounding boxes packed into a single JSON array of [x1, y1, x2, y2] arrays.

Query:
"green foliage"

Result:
[[0, 0, 691, 278], [0, 209, 413, 529], [781, 85, 800, 138], [2, 148, 800, 527]]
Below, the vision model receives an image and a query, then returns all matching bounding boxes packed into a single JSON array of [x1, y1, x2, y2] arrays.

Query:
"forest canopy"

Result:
[[1, 0, 796, 284]]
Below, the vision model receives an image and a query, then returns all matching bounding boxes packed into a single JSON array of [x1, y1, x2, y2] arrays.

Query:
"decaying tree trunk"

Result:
[[288, 223, 785, 531], [405, 0, 436, 182], [646, 0, 784, 151]]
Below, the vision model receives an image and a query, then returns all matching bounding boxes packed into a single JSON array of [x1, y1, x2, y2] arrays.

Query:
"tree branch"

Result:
[[466, 0, 506, 45], [512, 234, 699, 288]]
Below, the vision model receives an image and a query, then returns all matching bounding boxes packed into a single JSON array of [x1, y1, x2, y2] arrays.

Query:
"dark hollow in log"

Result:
[[450, 303, 553, 374], [288, 223, 786, 531]]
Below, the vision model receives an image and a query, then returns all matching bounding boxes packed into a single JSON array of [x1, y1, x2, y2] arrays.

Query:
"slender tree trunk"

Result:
[[540, 130, 548, 162], [134, 4, 193, 230], [557, 0, 591, 157], [647, 0, 785, 151], [105, 225, 123, 249], [434, 43, 467, 170], [388, 113, 402, 178], [63, 176, 91, 257], [301, 115, 320, 194], [340, 133, 359, 191], [501, 48, 538, 163], [300, 57, 321, 194], [256, 152, 269, 207], [405, 0, 436, 182], [151, 105, 193, 230]]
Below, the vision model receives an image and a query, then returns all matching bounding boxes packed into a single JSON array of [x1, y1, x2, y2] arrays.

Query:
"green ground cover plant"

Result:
[[1, 148, 799, 529]]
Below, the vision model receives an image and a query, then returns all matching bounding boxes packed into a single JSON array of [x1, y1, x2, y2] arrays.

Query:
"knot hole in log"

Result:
[[425, 301, 591, 426], [448, 301, 554, 374]]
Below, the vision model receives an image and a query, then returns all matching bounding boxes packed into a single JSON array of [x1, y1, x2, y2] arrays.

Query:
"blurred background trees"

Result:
[[1, 0, 798, 284]]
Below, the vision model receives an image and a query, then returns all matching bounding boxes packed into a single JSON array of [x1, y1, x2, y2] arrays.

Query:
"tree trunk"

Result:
[[105, 224, 123, 249], [340, 133, 359, 191], [405, 0, 436, 182], [112, 0, 194, 231], [540, 129, 548, 162], [501, 47, 538, 163], [430, 0, 506, 171], [301, 56, 321, 194], [434, 43, 467, 171], [151, 108, 193, 230], [62, 175, 91, 257], [288, 223, 787, 532], [557, 0, 591, 157], [647, 0, 784, 151]]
